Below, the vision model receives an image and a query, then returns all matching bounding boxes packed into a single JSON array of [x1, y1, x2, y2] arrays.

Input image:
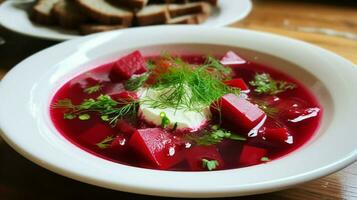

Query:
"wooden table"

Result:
[[0, 0, 356, 199]]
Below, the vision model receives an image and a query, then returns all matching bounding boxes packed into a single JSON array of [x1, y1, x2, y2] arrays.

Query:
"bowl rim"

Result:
[[0, 26, 356, 198]]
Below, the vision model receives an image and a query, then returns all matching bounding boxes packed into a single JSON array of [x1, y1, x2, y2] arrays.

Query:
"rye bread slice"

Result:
[[31, 0, 59, 24], [52, 0, 88, 29], [168, 2, 211, 18], [150, 0, 187, 4], [136, 5, 169, 26], [167, 13, 208, 24], [117, 0, 149, 10], [79, 24, 126, 35], [76, 0, 134, 25], [188, 0, 218, 6]]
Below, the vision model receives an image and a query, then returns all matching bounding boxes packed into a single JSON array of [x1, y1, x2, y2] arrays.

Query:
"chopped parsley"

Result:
[[261, 157, 270, 162], [202, 159, 219, 171], [160, 112, 170, 128], [96, 136, 115, 149], [83, 84, 102, 94], [187, 127, 246, 146], [78, 114, 90, 120], [249, 73, 296, 95], [125, 73, 149, 91]]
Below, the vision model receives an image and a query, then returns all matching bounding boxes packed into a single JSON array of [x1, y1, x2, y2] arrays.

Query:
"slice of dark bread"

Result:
[[136, 5, 169, 26], [167, 13, 208, 24], [79, 24, 126, 35], [150, 0, 187, 4], [52, 0, 88, 29], [188, 0, 217, 6], [117, 0, 149, 10], [31, 0, 59, 24], [76, 0, 134, 25], [168, 2, 211, 18]]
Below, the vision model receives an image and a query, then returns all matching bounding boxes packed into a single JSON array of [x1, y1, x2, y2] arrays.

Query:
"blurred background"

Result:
[[0, 0, 356, 199]]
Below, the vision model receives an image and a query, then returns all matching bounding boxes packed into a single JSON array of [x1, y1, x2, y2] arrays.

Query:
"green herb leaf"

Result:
[[83, 84, 102, 94], [79, 114, 90, 120], [203, 56, 232, 77], [202, 159, 219, 171], [187, 127, 246, 146], [160, 112, 171, 128], [101, 115, 110, 121], [146, 60, 156, 70], [261, 157, 270, 162], [228, 134, 247, 141], [125, 73, 149, 91], [96, 135, 115, 149], [53, 99, 75, 109], [148, 55, 238, 112], [53, 95, 139, 126], [64, 113, 76, 120], [249, 73, 296, 95]]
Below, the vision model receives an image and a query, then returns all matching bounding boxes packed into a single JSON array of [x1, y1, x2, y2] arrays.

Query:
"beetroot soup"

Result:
[[50, 50, 321, 171]]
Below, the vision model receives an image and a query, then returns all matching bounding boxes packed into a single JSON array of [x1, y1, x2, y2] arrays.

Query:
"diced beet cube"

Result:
[[110, 51, 147, 81], [220, 51, 246, 66], [129, 128, 184, 169], [263, 128, 290, 143], [116, 119, 136, 137], [186, 146, 224, 171], [238, 145, 267, 166], [78, 123, 116, 146], [214, 94, 266, 132], [109, 135, 128, 153], [224, 78, 249, 90], [110, 91, 138, 101]]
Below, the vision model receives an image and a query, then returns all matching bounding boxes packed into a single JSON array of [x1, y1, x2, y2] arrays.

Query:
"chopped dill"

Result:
[[53, 95, 139, 126], [96, 136, 115, 149], [148, 55, 239, 112], [249, 73, 296, 95], [187, 127, 246, 146], [83, 84, 102, 94], [125, 73, 149, 91]]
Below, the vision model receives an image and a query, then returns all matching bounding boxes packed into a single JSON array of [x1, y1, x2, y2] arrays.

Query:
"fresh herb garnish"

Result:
[[125, 73, 149, 91], [187, 127, 246, 146], [148, 55, 239, 112], [96, 136, 115, 149], [249, 73, 296, 95], [53, 95, 139, 126], [146, 60, 156, 70], [202, 159, 219, 171], [203, 56, 232, 77], [83, 84, 102, 94], [261, 157, 270, 162], [160, 112, 170, 128], [78, 114, 90, 120]]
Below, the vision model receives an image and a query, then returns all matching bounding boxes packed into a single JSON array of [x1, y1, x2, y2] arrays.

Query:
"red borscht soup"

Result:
[[50, 50, 321, 171]]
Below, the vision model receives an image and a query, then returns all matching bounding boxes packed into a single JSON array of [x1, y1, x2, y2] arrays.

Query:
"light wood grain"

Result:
[[0, 0, 356, 199]]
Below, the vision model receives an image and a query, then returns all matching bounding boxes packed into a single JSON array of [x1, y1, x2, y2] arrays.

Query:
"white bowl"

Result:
[[0, 26, 356, 197]]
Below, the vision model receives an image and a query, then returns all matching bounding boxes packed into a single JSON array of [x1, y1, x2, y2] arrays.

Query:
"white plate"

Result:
[[0, 0, 252, 41], [0, 26, 356, 197]]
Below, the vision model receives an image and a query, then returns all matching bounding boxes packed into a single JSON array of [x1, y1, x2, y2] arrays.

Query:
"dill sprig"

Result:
[[148, 56, 239, 111], [249, 73, 296, 95], [53, 95, 139, 126], [187, 126, 246, 146]]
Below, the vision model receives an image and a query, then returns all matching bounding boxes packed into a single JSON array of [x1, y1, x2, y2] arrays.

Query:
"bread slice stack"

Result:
[[30, 0, 218, 35]]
